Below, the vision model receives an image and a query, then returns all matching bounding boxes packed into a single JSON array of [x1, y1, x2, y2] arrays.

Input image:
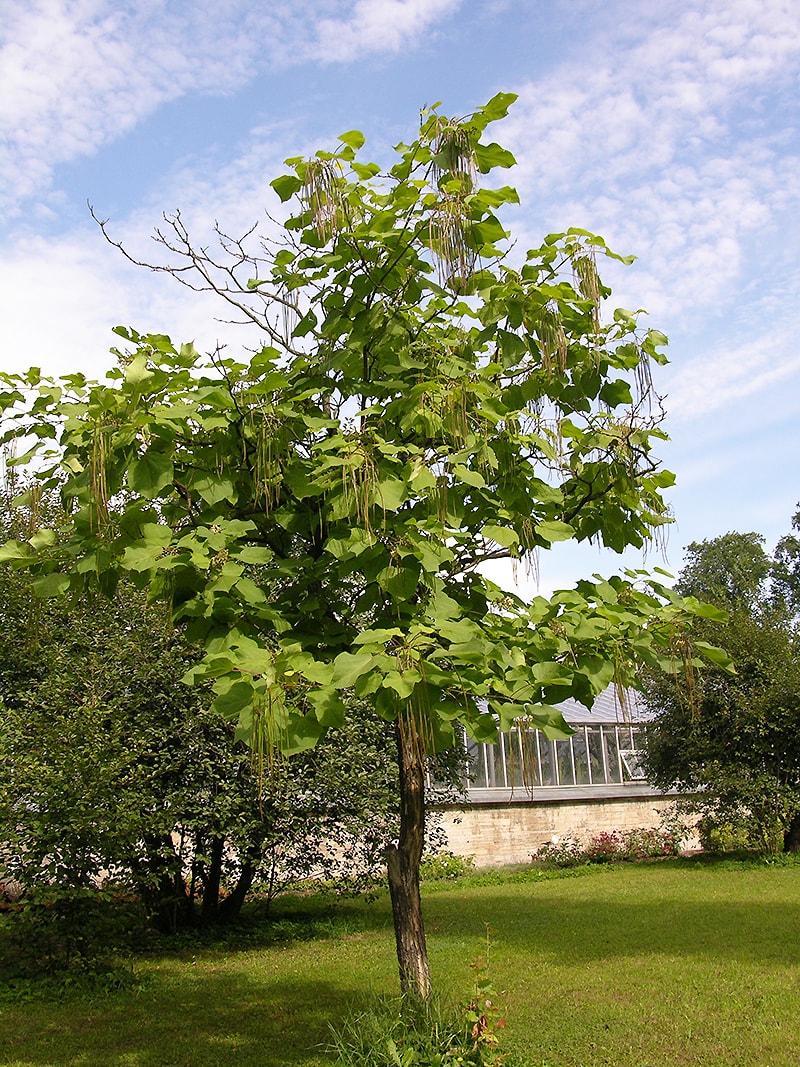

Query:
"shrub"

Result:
[[420, 851, 476, 882], [531, 837, 586, 868], [584, 831, 622, 863], [0, 882, 141, 991], [533, 822, 683, 868], [698, 816, 754, 854]]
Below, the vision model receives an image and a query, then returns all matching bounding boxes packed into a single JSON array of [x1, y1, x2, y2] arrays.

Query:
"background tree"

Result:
[[772, 504, 800, 618], [0, 94, 720, 996], [641, 527, 800, 852], [0, 489, 413, 941], [674, 532, 771, 614]]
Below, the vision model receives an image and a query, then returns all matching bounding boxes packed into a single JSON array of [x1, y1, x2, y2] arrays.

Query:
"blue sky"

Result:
[[2, 0, 799, 596]]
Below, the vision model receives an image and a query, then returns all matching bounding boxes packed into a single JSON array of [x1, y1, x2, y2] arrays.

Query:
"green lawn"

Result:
[[2, 859, 799, 1066]]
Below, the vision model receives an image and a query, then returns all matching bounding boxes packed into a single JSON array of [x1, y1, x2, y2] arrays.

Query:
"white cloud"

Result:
[[0, 0, 463, 220], [312, 0, 461, 62], [486, 0, 800, 421], [664, 329, 800, 423]]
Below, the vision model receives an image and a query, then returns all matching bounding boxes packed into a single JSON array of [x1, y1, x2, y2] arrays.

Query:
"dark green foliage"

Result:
[[0, 493, 443, 973], [642, 522, 800, 853], [675, 532, 772, 614], [772, 504, 800, 618]]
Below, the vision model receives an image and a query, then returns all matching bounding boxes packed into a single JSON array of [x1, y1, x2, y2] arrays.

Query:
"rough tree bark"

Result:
[[385, 713, 432, 999]]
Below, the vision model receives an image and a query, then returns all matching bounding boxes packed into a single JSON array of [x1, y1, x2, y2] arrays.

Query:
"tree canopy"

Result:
[[675, 532, 772, 615], [773, 504, 800, 619], [0, 93, 722, 994], [642, 519, 800, 853], [0, 489, 416, 948]]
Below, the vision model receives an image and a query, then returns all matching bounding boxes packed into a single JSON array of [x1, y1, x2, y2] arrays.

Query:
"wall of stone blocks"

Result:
[[437, 795, 695, 866]]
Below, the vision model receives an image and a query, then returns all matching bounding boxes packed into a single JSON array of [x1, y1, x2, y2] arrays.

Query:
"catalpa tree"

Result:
[[0, 94, 723, 997]]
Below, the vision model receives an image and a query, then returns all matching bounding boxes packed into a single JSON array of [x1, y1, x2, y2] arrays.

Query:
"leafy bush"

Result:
[[533, 822, 684, 867], [531, 837, 587, 868], [420, 851, 476, 882], [0, 882, 141, 992], [698, 815, 758, 854]]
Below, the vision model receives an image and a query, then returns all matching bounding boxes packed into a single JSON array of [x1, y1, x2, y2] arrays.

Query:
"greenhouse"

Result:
[[464, 686, 649, 799], [439, 688, 673, 865]]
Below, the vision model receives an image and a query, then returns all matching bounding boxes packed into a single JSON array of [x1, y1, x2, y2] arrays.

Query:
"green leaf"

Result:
[[211, 681, 255, 718], [128, 452, 174, 498], [32, 573, 70, 597], [28, 528, 57, 550], [331, 650, 374, 687], [271, 174, 303, 202], [307, 687, 347, 727], [453, 464, 485, 488], [235, 576, 267, 605], [281, 714, 326, 755], [338, 129, 366, 150], [693, 641, 736, 671], [293, 310, 318, 337], [536, 520, 575, 543], [194, 474, 236, 507], [233, 545, 274, 565], [376, 477, 406, 511], [0, 539, 32, 562], [474, 142, 516, 172], [599, 379, 633, 407], [124, 353, 153, 385], [382, 669, 421, 699], [531, 662, 573, 685], [524, 704, 574, 740], [352, 628, 404, 648], [481, 524, 519, 549], [479, 91, 518, 124]]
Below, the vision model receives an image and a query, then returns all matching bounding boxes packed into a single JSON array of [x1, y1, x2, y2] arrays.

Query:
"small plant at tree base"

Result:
[[328, 929, 524, 1066]]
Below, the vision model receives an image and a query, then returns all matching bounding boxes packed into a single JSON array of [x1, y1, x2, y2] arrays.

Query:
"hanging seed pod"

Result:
[[302, 158, 347, 241]]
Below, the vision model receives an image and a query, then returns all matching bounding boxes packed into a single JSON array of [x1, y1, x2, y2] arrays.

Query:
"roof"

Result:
[[553, 685, 651, 724]]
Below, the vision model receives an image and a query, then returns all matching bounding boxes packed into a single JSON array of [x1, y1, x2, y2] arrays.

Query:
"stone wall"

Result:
[[437, 794, 694, 867]]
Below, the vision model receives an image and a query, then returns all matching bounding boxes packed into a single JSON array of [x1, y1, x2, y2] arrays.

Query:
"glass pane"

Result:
[[466, 738, 488, 788], [490, 738, 506, 787], [573, 728, 592, 785], [505, 730, 526, 789], [538, 735, 557, 786], [586, 726, 606, 784], [555, 738, 575, 785], [602, 726, 622, 784]]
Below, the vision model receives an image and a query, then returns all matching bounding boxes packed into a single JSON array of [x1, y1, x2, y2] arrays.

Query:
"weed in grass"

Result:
[[328, 927, 533, 1067]]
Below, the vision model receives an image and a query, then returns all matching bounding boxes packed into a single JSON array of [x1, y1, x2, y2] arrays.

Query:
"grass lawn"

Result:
[[1, 858, 799, 1066]]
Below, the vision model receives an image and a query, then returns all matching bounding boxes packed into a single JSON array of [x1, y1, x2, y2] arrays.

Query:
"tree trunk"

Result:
[[385, 714, 432, 999], [784, 811, 800, 852], [199, 835, 224, 927], [137, 834, 194, 933], [217, 857, 259, 924]]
